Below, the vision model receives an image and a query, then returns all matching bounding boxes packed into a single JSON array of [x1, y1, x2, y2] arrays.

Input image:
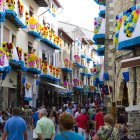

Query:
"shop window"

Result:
[[28, 41, 33, 54], [29, 6, 34, 17], [3, 26, 10, 42], [12, 34, 16, 46]]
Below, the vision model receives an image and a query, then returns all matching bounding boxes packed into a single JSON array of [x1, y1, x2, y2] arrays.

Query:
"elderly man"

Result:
[[35, 108, 55, 140], [76, 109, 89, 139]]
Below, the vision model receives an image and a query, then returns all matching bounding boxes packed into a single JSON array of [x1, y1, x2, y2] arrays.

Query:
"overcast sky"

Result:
[[57, 0, 99, 31]]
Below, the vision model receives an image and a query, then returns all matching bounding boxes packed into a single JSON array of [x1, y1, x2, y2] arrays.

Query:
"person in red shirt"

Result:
[[76, 109, 89, 139], [94, 107, 107, 132]]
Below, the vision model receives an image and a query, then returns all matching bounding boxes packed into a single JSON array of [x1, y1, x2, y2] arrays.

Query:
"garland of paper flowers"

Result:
[[25, 11, 29, 25], [27, 54, 38, 68], [2, 42, 14, 58], [0, 48, 6, 66], [42, 61, 48, 74], [24, 52, 27, 65], [16, 47, 22, 60], [74, 55, 80, 62], [123, 6, 139, 37], [6, 0, 15, 10], [17, 0, 24, 17], [94, 17, 103, 34]]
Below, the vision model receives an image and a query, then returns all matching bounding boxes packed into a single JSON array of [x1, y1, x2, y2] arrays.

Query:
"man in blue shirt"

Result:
[[32, 109, 39, 128], [2, 107, 27, 140]]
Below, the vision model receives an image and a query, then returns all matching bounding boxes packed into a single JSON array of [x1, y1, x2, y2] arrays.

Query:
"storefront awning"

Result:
[[47, 82, 67, 93], [121, 56, 140, 68]]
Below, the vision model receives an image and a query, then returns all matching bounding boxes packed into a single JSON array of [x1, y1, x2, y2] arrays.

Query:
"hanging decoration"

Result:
[[25, 10, 29, 25], [24, 82, 32, 101], [28, 17, 38, 31], [123, 5, 139, 37], [94, 17, 103, 34], [6, 0, 15, 10], [17, 0, 24, 17], [74, 55, 80, 63], [27, 54, 37, 68]]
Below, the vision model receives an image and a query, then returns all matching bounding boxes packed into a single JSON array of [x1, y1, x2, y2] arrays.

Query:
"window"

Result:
[[3, 26, 10, 42], [12, 34, 16, 46], [29, 6, 34, 17], [28, 41, 33, 54]]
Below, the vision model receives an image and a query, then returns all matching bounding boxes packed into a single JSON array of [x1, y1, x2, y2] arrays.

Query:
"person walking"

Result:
[[76, 109, 89, 139], [94, 108, 105, 132], [35, 108, 55, 140], [2, 107, 27, 140], [93, 114, 119, 140], [54, 112, 84, 140]]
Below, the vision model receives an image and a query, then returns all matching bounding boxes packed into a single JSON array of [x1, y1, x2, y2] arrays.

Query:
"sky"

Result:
[[57, 0, 99, 31]]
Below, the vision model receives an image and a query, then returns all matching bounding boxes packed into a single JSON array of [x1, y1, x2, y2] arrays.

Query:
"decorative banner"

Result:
[[114, 4, 140, 50], [24, 82, 32, 101], [122, 71, 129, 82]]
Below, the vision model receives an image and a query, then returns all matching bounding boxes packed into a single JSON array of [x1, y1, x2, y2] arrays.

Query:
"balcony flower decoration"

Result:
[[49, 30, 53, 41], [36, 57, 41, 70], [58, 37, 62, 48], [55, 68, 60, 78], [49, 65, 53, 75], [63, 81, 68, 88], [28, 17, 38, 31], [64, 58, 69, 68], [6, 0, 15, 10], [0, 48, 5, 66], [123, 6, 139, 38], [0, 0, 5, 12], [42, 61, 48, 74], [16, 47, 22, 60], [53, 66, 56, 77], [94, 17, 102, 34], [17, 0, 24, 17], [2, 42, 14, 58], [27, 54, 37, 68], [69, 61, 73, 69], [73, 79, 79, 86], [25, 11, 29, 25], [53, 34, 58, 45], [41, 26, 49, 39], [24, 52, 27, 66], [74, 55, 80, 63], [114, 15, 122, 43]]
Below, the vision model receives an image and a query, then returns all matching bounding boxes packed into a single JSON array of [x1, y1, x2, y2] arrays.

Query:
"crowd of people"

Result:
[[0, 102, 129, 140]]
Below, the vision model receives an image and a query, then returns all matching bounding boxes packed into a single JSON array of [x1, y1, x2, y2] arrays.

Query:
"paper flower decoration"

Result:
[[74, 55, 80, 62], [0, 48, 6, 66], [64, 58, 69, 67], [28, 17, 38, 31], [17, 47, 22, 60], [94, 17, 103, 34], [27, 54, 37, 68], [18, 0, 24, 17], [123, 6, 139, 37], [2, 42, 14, 58], [24, 52, 27, 65], [25, 11, 29, 25], [42, 61, 48, 74], [6, 0, 15, 10]]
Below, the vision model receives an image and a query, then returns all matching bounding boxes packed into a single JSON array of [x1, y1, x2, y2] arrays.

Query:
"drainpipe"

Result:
[[133, 49, 137, 105]]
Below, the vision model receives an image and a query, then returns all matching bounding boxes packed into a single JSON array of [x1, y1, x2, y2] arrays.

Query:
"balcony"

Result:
[[62, 81, 73, 95], [34, 0, 49, 7], [96, 45, 105, 56], [73, 55, 85, 68], [27, 17, 41, 39], [93, 17, 105, 45], [26, 53, 41, 74], [0, 0, 26, 28], [62, 59, 73, 73], [114, 5, 140, 50], [73, 79, 83, 91], [0, 48, 11, 74], [2, 42, 26, 71], [40, 64, 61, 81], [94, 0, 106, 5], [99, 5, 106, 18], [81, 67, 88, 76]]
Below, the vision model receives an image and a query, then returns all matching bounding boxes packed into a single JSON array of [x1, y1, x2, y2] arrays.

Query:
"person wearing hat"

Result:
[[35, 108, 55, 140], [76, 109, 89, 139]]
